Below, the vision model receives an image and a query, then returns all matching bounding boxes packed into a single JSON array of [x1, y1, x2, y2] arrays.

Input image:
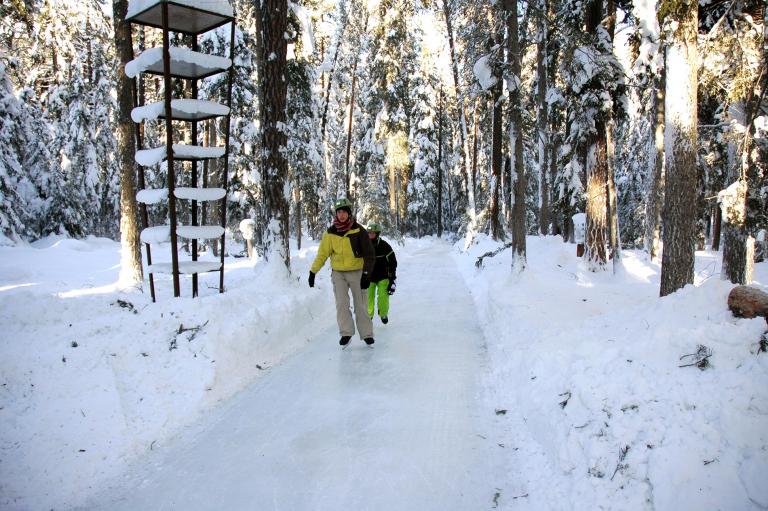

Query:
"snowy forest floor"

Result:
[[1, 234, 767, 510]]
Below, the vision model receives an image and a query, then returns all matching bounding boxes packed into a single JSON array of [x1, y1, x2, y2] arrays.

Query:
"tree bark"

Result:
[[584, 0, 608, 271], [437, 84, 444, 238], [490, 55, 503, 240], [113, 0, 143, 287], [535, 1, 549, 235], [261, 0, 291, 271], [645, 60, 665, 261], [659, 3, 698, 296], [442, 0, 476, 224], [504, 0, 526, 271]]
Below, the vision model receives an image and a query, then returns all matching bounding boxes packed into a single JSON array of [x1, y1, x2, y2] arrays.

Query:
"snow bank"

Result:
[[454, 234, 768, 510], [0, 236, 333, 510], [127, 0, 233, 19]]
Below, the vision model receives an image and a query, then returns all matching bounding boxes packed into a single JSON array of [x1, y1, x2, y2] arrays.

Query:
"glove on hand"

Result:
[[360, 273, 370, 290], [387, 279, 396, 295], [308, 271, 316, 288]]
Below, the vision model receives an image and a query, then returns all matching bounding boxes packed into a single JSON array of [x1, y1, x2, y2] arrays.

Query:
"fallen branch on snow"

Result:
[[475, 242, 513, 268]]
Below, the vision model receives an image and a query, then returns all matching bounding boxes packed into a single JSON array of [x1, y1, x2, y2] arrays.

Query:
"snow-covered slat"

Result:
[[147, 261, 222, 274], [127, 0, 234, 36], [126, 47, 231, 79], [127, 0, 234, 18], [136, 188, 168, 204], [140, 225, 171, 244], [177, 225, 225, 240], [174, 187, 226, 201], [135, 144, 225, 167], [131, 99, 230, 123]]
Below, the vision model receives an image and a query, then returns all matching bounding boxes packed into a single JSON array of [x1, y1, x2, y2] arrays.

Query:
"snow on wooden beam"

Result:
[[131, 100, 230, 123], [135, 144, 225, 166], [127, 0, 234, 35], [126, 47, 231, 80], [140, 225, 171, 244], [136, 188, 169, 204], [147, 261, 222, 274], [174, 187, 227, 201], [177, 225, 225, 240]]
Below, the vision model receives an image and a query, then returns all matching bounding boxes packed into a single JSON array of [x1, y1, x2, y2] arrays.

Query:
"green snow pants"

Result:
[[367, 279, 390, 318]]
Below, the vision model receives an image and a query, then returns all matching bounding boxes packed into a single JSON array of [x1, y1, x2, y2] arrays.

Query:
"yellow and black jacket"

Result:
[[311, 221, 375, 274]]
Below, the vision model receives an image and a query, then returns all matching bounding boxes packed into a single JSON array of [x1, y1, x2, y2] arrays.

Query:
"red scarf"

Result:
[[333, 216, 354, 233]]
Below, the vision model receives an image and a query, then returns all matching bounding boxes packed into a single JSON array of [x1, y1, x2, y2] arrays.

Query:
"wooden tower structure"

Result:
[[125, 0, 235, 300]]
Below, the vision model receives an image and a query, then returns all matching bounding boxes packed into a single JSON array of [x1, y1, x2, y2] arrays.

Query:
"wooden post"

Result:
[[131, 72, 156, 302], [220, 19, 236, 293], [161, 2, 181, 297], [191, 38, 199, 298]]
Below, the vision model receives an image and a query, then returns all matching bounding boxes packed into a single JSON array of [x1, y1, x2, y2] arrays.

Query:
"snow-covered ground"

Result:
[[456, 235, 768, 510], [1, 234, 766, 510]]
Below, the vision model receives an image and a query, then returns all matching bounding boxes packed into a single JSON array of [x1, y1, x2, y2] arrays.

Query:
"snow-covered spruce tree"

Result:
[[199, 19, 262, 256], [502, 0, 527, 270], [439, 0, 475, 233], [260, 0, 291, 271], [658, 0, 698, 296], [698, 0, 766, 284], [36, 0, 117, 238], [558, 0, 624, 271], [285, 11, 324, 247], [619, 0, 665, 256], [0, 63, 33, 242], [407, 63, 441, 237]]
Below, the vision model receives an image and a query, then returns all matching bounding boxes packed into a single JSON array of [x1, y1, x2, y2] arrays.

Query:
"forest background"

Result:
[[0, 0, 766, 293]]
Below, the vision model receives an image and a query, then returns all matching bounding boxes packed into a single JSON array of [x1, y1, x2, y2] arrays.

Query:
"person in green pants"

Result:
[[365, 223, 397, 324]]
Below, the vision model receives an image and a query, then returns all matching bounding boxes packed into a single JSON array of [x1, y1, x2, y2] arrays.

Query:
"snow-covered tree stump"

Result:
[[239, 219, 256, 259], [728, 285, 768, 323]]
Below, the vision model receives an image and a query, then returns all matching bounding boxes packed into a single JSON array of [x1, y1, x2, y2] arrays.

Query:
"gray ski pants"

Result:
[[331, 269, 374, 339]]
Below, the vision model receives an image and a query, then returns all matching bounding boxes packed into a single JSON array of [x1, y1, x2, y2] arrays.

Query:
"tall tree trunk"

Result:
[[490, 61, 503, 240], [504, 0, 526, 271], [344, 65, 358, 200], [584, 0, 608, 271], [605, 0, 621, 269], [535, 1, 549, 235], [645, 61, 665, 261], [294, 185, 302, 250], [711, 202, 721, 250], [471, 99, 479, 198], [586, 132, 609, 269], [113, 0, 143, 287], [261, 0, 291, 271], [722, 84, 763, 284], [659, 3, 698, 297], [606, 119, 621, 265], [442, 0, 476, 225], [437, 84, 444, 238]]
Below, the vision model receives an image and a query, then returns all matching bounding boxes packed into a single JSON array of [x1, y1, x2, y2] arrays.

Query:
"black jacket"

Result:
[[370, 237, 397, 283]]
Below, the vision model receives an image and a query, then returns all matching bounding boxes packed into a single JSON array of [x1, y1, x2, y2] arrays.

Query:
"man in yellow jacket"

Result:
[[308, 198, 376, 346]]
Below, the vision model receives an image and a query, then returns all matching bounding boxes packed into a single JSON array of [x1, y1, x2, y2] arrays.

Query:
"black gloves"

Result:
[[308, 271, 315, 288], [387, 279, 396, 295], [360, 273, 370, 290]]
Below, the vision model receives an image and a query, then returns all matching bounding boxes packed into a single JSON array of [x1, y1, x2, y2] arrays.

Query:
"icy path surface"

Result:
[[87, 241, 500, 510]]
